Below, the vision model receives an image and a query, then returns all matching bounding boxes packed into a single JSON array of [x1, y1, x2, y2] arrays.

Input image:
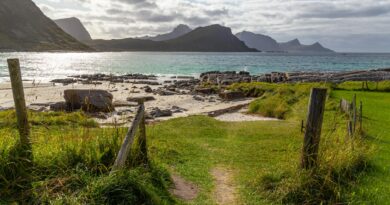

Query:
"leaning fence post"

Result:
[[301, 88, 327, 169], [7, 59, 32, 159], [111, 103, 145, 174]]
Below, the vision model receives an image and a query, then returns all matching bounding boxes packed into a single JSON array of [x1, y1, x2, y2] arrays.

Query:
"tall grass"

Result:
[[0, 111, 174, 204]]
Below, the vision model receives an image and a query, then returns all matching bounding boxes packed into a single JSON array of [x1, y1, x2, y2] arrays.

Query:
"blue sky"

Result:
[[33, 0, 390, 52]]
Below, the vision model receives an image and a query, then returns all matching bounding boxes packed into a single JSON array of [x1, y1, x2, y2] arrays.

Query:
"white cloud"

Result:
[[33, 0, 390, 52]]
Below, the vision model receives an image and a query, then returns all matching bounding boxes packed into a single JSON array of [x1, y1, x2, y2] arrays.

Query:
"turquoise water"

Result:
[[1, 52, 390, 82]]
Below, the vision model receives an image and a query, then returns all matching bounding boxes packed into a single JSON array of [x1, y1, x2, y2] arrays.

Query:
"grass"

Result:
[[0, 111, 174, 204], [0, 82, 385, 204], [332, 90, 390, 204]]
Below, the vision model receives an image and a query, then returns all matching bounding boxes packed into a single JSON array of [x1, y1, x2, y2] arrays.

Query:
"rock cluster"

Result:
[[200, 71, 251, 86]]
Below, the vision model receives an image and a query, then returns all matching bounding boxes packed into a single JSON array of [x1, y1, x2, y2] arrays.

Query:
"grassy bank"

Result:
[[0, 111, 174, 204], [1, 82, 385, 204]]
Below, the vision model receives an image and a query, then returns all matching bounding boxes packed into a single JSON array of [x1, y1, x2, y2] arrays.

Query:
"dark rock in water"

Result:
[[51, 78, 77, 85], [64, 89, 114, 113], [150, 108, 173, 118], [50, 102, 68, 111], [200, 71, 251, 86], [164, 80, 173, 84], [195, 87, 215, 95], [219, 90, 246, 101], [126, 96, 156, 103]]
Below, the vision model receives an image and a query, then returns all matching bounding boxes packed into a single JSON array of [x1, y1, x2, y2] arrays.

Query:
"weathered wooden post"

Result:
[[7, 59, 32, 159], [359, 101, 363, 131], [137, 101, 148, 165], [111, 102, 145, 174], [352, 94, 357, 132], [301, 88, 327, 169]]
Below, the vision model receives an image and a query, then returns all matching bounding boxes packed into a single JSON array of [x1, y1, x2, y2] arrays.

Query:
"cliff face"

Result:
[[54, 17, 92, 42], [0, 0, 91, 51]]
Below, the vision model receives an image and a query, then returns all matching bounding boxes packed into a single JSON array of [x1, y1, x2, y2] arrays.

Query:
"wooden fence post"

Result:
[[359, 101, 363, 132], [7, 59, 32, 159], [111, 103, 145, 173], [138, 101, 148, 165], [301, 88, 327, 169], [352, 94, 357, 132]]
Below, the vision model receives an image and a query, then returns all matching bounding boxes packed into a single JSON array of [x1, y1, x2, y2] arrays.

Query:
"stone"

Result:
[[144, 86, 153, 93], [150, 108, 173, 118], [219, 90, 245, 101], [49, 102, 68, 111], [64, 89, 114, 113], [195, 87, 215, 95]]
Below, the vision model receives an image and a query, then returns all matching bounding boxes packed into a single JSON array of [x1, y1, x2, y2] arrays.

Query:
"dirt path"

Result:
[[211, 167, 238, 205], [170, 174, 199, 201]]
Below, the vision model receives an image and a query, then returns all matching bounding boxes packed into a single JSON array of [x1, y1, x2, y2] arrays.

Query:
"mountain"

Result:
[[54, 17, 92, 42], [87, 24, 257, 52], [140, 24, 192, 41], [236, 31, 281, 52], [279, 39, 334, 53], [0, 0, 91, 51]]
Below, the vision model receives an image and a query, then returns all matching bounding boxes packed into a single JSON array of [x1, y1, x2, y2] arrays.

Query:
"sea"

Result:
[[1, 52, 390, 83]]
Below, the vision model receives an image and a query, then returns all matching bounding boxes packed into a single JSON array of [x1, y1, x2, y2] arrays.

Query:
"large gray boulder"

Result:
[[64, 89, 114, 112]]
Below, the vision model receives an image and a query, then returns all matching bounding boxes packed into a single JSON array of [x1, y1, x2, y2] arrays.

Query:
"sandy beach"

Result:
[[0, 78, 265, 125]]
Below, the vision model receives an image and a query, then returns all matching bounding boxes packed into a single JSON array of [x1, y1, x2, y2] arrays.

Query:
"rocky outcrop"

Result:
[[200, 71, 251, 86], [64, 89, 114, 112]]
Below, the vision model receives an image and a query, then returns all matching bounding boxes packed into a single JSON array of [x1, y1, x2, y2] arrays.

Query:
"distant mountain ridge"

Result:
[[139, 24, 192, 41], [0, 0, 91, 51], [86, 24, 256, 52], [54, 17, 92, 42], [279, 39, 334, 53], [236, 31, 281, 52]]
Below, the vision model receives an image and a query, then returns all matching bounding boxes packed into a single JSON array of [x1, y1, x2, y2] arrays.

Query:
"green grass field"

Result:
[[0, 83, 389, 204], [332, 90, 390, 204]]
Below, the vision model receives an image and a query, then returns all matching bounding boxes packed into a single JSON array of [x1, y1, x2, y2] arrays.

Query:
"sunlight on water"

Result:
[[1, 52, 390, 83]]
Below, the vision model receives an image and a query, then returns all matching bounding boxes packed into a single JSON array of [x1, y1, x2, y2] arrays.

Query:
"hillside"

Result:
[[0, 0, 91, 51], [87, 24, 256, 52], [54, 17, 92, 42], [279, 39, 334, 53], [140, 24, 192, 41], [236, 31, 282, 52]]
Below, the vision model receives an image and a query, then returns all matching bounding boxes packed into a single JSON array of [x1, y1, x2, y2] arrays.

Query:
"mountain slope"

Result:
[[87, 24, 257, 52], [279, 39, 334, 53], [236, 31, 281, 52], [165, 24, 256, 52], [141, 24, 192, 41], [0, 0, 91, 51], [54, 17, 92, 42]]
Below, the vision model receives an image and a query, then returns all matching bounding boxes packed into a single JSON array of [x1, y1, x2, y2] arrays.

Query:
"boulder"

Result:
[[150, 108, 173, 118], [50, 102, 68, 111], [144, 86, 153, 93], [195, 87, 215, 95], [64, 89, 114, 113], [219, 90, 245, 101]]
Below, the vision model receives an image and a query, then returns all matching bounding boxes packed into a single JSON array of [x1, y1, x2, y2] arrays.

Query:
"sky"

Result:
[[33, 0, 390, 52]]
